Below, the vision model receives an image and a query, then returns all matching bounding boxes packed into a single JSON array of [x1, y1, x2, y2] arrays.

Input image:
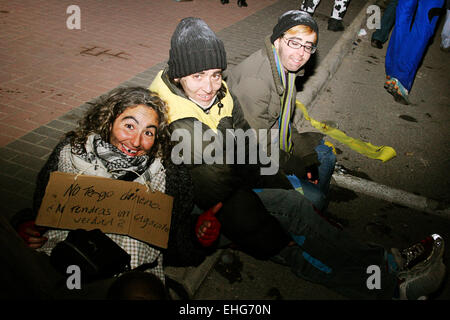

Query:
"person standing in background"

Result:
[[300, 0, 351, 31]]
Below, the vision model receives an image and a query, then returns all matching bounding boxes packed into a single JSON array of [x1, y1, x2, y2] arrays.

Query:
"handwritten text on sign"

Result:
[[35, 171, 173, 249]]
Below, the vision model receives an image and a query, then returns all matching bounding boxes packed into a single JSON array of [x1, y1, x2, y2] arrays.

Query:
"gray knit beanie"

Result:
[[168, 17, 227, 79], [270, 10, 319, 44]]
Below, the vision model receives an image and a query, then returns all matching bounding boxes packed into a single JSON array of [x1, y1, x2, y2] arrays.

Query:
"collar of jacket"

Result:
[[150, 69, 234, 130], [264, 35, 305, 97], [160, 68, 188, 97], [159, 68, 226, 112]]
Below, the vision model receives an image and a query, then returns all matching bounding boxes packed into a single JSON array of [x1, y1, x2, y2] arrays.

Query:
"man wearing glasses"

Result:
[[226, 10, 336, 213]]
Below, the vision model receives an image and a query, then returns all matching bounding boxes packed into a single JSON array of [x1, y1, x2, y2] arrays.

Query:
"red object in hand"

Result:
[[196, 202, 223, 247], [17, 220, 48, 248], [17, 220, 36, 242]]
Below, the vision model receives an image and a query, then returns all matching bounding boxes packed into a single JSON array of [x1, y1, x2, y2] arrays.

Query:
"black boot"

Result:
[[221, 0, 229, 4], [371, 39, 383, 49], [237, 0, 247, 7], [327, 18, 344, 32]]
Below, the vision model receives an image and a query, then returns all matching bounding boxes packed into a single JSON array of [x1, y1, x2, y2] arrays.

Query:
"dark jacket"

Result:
[[150, 69, 292, 210], [226, 36, 323, 178], [149, 69, 292, 259]]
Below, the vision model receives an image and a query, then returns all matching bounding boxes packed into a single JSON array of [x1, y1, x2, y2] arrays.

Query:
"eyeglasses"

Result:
[[283, 37, 317, 54]]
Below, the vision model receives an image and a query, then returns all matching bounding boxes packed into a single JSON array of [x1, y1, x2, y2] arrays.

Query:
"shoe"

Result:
[[371, 39, 383, 49], [328, 18, 344, 32], [221, 0, 229, 4], [392, 234, 446, 300], [440, 45, 450, 52], [384, 76, 410, 105], [237, 0, 247, 7]]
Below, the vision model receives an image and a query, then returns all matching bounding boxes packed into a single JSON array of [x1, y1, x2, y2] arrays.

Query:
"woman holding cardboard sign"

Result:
[[8, 87, 221, 299]]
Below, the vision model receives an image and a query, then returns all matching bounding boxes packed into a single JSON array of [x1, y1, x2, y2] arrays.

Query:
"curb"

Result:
[[332, 173, 450, 219], [164, 250, 224, 299]]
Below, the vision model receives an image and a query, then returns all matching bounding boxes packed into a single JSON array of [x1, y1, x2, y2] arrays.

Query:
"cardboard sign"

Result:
[[36, 171, 173, 249]]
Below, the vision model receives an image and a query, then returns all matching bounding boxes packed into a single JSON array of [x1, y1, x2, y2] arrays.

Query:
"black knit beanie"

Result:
[[270, 10, 319, 44], [168, 17, 227, 79]]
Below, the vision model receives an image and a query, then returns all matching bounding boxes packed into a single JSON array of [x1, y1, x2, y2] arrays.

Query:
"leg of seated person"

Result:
[[315, 141, 336, 195], [217, 188, 291, 259], [255, 189, 397, 299], [296, 181, 328, 212]]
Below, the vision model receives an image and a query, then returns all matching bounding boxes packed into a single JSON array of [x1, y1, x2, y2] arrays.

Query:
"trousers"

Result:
[[298, 141, 336, 211], [256, 188, 398, 299], [372, 0, 398, 44], [386, 0, 444, 91]]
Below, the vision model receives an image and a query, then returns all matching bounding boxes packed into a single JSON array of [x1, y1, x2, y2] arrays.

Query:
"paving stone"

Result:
[[32, 126, 65, 141], [4, 140, 51, 159], [8, 153, 46, 171], [46, 119, 77, 132], [19, 132, 48, 145], [37, 137, 60, 150], [0, 158, 25, 177]]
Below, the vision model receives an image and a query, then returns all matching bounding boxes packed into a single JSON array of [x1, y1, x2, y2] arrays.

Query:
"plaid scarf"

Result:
[[77, 134, 151, 180]]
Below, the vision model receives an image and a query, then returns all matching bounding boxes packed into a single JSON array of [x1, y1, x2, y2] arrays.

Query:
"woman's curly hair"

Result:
[[66, 87, 172, 160]]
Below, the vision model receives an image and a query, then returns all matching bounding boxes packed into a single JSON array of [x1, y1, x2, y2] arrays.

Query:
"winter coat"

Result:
[[149, 69, 292, 210], [149, 69, 292, 259], [226, 36, 323, 178]]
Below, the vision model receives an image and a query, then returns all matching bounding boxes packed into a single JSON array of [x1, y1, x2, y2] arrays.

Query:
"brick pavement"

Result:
[[0, 0, 277, 147]]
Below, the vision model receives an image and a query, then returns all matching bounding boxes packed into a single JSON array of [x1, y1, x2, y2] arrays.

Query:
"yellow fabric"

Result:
[[294, 187, 304, 195], [149, 70, 234, 131], [295, 101, 396, 162], [324, 141, 337, 155]]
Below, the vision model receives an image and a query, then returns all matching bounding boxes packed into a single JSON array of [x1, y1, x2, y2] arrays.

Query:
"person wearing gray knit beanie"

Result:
[[168, 17, 227, 81], [150, 17, 296, 260], [165, 17, 228, 109]]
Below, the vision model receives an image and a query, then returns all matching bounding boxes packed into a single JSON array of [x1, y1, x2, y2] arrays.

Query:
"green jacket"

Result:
[[226, 36, 323, 178]]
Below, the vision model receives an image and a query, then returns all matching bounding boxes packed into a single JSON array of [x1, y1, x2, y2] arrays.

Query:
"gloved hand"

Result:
[[17, 220, 48, 249], [195, 202, 223, 247]]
